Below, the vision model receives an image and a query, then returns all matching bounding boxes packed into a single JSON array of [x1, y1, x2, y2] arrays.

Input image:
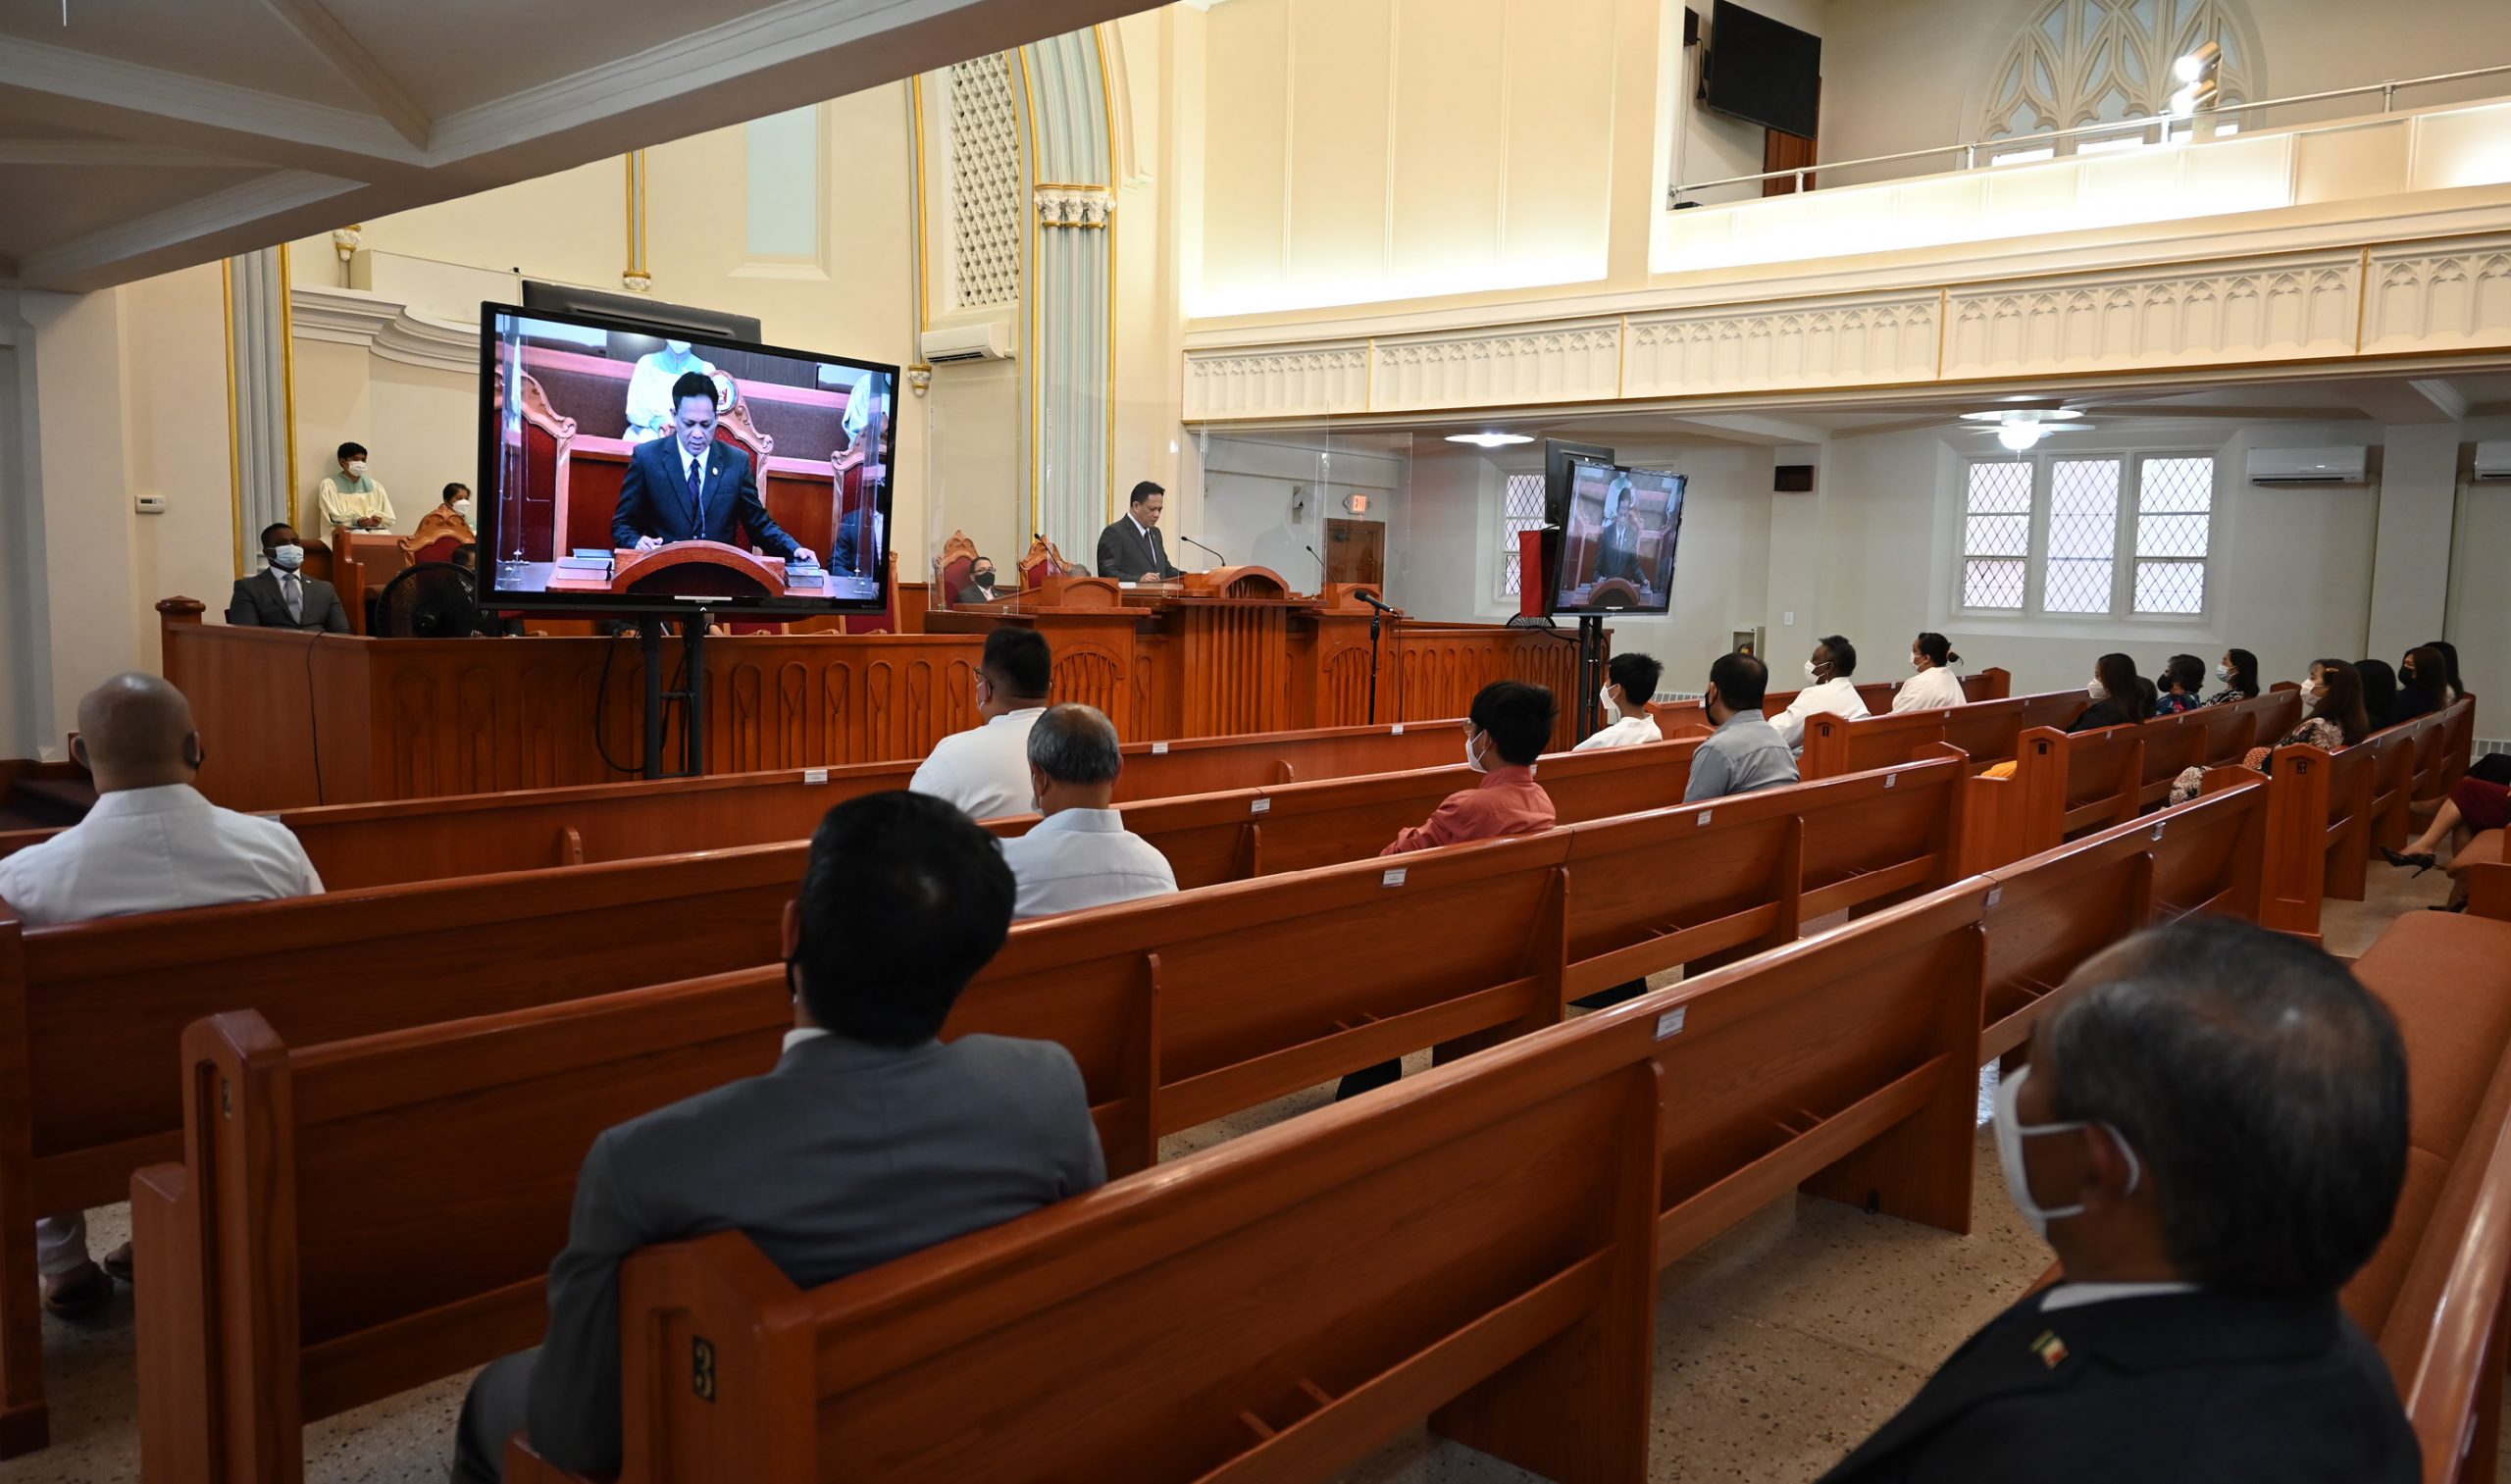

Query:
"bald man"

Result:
[[0, 674, 322, 1312]]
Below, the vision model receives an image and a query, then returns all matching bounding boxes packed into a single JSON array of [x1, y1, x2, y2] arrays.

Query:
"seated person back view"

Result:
[[0, 673, 323, 1313], [1686, 651, 1797, 802], [1340, 682, 1559, 1100], [1894, 632, 1966, 711], [226, 522, 349, 633], [450, 792, 1105, 1482], [909, 628, 1053, 820], [1574, 651, 1665, 750], [1771, 634, 1870, 754], [1817, 917, 2417, 1483], [999, 702, 1179, 919]]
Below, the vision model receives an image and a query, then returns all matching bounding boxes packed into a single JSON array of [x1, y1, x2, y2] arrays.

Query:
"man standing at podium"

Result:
[[1096, 481, 1185, 582], [610, 372, 817, 566]]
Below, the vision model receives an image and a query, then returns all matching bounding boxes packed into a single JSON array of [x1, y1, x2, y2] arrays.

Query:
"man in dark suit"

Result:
[[609, 371, 817, 566], [1817, 916, 2418, 1484], [225, 523, 349, 633], [1096, 480, 1185, 582], [831, 505, 882, 577], [448, 791, 1104, 1483]]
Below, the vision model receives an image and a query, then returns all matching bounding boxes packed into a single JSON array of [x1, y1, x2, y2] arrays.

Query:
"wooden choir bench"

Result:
[[504, 791, 2272, 1484], [1796, 687, 2085, 781], [128, 771, 2267, 1482]]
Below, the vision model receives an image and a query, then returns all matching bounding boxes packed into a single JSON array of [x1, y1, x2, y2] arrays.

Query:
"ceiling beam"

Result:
[[0, 34, 423, 166], [2346, 377, 2471, 424], [256, 0, 433, 149], [14, 168, 362, 289], [0, 138, 269, 169]]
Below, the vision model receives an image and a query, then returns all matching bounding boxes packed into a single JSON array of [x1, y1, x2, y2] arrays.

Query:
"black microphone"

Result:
[[1355, 589, 1393, 612], [1303, 542, 1326, 580], [1178, 534, 1226, 563]]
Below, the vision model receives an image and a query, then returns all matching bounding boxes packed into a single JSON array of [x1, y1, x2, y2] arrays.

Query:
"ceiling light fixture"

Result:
[[1997, 425, 2045, 451], [1961, 406, 2087, 452], [2171, 41, 2222, 115], [1444, 432, 1535, 447]]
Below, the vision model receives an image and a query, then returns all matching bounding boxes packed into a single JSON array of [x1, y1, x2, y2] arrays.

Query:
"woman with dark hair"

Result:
[[2069, 652, 2152, 732], [2425, 640, 2466, 699], [2355, 659, 2399, 732], [1894, 632, 1967, 712], [2205, 647, 2261, 706], [2155, 654, 2208, 716], [2170, 660, 2368, 804], [2393, 645, 2455, 722]]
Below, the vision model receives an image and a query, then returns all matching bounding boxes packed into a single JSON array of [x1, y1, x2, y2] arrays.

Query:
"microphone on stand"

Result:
[[1178, 534, 1226, 564], [1354, 589, 1393, 612], [1303, 542, 1327, 584]]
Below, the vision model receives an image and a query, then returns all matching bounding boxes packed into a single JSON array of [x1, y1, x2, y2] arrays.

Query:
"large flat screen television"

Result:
[[474, 301, 897, 616], [1704, 0, 1822, 139], [1551, 459, 1686, 615]]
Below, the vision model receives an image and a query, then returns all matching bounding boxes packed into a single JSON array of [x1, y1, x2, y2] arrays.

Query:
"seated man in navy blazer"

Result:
[[609, 371, 817, 567], [1815, 915, 2418, 1484]]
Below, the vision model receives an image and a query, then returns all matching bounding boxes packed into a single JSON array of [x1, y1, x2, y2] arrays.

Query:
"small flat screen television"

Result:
[[1704, 0, 1822, 139], [474, 302, 897, 616], [1551, 459, 1686, 615]]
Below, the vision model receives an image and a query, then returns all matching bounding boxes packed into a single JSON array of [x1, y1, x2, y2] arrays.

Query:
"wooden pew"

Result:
[[497, 884, 1997, 1484], [1647, 669, 2013, 737], [0, 732, 1706, 1452], [1797, 690, 2083, 781], [134, 771, 2271, 1484], [0, 718, 1472, 891]]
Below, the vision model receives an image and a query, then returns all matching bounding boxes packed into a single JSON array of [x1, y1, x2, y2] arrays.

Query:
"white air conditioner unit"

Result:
[[919, 322, 1012, 364], [2475, 441, 2511, 483], [2244, 446, 2368, 485]]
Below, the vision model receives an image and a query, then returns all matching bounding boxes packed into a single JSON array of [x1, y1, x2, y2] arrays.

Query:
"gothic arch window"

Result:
[[1977, 0, 2257, 144]]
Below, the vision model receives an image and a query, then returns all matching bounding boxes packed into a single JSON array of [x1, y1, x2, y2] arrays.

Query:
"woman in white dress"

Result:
[[1892, 631, 1968, 712]]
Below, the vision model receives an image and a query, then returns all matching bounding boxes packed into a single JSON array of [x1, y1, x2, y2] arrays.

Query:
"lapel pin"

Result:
[[2029, 1330, 2070, 1369]]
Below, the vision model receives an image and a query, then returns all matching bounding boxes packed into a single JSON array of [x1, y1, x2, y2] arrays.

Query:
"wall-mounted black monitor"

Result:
[[1704, 0, 1822, 138], [473, 300, 896, 617]]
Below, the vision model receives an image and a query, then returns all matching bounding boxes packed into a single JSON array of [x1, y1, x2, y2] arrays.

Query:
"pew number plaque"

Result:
[[1656, 1005, 1687, 1040]]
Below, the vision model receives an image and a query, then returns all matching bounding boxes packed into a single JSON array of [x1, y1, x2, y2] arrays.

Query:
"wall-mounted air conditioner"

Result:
[[2244, 446, 2369, 485], [2475, 441, 2511, 483], [920, 322, 1013, 364]]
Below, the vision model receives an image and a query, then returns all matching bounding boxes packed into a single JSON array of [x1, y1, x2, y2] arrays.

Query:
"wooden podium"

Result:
[[541, 541, 827, 601]]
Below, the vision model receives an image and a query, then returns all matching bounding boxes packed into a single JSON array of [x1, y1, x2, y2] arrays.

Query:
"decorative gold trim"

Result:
[[222, 257, 243, 578], [1097, 24, 1120, 525], [1019, 44, 1043, 537], [2352, 244, 2373, 351], [1935, 286, 1949, 378], [278, 242, 299, 528], [622, 150, 651, 289], [908, 74, 932, 335]]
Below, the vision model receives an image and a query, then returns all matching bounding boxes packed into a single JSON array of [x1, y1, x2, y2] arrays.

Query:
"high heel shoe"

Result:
[[2382, 846, 2437, 877]]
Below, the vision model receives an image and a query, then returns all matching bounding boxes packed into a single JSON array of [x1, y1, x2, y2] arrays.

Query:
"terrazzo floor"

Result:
[[1, 856, 2464, 1483]]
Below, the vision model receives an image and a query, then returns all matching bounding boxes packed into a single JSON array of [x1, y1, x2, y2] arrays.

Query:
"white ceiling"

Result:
[[0, 0, 1150, 292]]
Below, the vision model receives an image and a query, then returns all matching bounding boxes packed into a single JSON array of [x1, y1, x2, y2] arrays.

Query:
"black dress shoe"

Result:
[[2382, 847, 2437, 877]]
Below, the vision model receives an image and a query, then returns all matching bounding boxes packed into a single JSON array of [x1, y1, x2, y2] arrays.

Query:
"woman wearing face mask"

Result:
[[2391, 645, 2456, 723], [2068, 653, 2151, 733], [2153, 654, 2208, 716], [1892, 633, 1967, 712], [2203, 648, 2260, 706], [404, 482, 477, 555], [2169, 659, 2369, 805]]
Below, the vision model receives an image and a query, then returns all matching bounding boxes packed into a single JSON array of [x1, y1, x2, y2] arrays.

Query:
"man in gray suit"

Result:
[[448, 792, 1104, 1482], [226, 522, 349, 633]]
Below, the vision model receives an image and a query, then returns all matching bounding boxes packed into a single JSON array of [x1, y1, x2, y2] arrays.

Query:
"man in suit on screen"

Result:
[[609, 371, 817, 566]]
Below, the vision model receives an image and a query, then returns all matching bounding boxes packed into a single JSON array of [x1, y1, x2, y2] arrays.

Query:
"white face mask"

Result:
[[270, 544, 304, 571], [1911, 654, 1926, 673], [2216, 663, 2233, 683], [1994, 1065, 2141, 1239], [1803, 659, 1821, 683], [345, 460, 369, 480], [1598, 685, 1619, 718], [2086, 679, 2109, 701], [1463, 729, 1490, 773], [453, 498, 474, 521]]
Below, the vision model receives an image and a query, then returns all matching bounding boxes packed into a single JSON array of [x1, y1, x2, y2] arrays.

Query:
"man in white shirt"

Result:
[[909, 628, 1053, 821], [1771, 635, 1872, 755], [999, 703, 1178, 920], [1574, 651, 1666, 751], [0, 673, 323, 1312], [312, 439, 394, 533]]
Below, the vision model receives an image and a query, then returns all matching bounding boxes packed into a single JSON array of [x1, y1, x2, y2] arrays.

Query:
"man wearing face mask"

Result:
[[405, 482, 477, 555], [313, 440, 394, 533], [227, 522, 350, 632], [1338, 681, 1561, 1100], [0, 674, 323, 1310], [1686, 651, 1797, 802], [1769, 635, 1870, 755], [957, 555, 1007, 604], [1815, 917, 2418, 1484], [1574, 651, 1666, 750]]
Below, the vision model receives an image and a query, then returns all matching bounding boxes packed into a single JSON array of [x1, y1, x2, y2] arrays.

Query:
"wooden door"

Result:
[[1324, 518, 1384, 588]]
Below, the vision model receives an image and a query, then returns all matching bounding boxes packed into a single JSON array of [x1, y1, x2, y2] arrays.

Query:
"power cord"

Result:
[[592, 625, 641, 776], [303, 631, 326, 804]]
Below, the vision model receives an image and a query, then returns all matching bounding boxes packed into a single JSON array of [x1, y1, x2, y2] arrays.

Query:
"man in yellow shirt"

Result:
[[313, 440, 394, 534]]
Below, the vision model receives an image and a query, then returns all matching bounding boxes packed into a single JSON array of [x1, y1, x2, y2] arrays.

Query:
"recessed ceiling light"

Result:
[[1958, 408, 2082, 426], [1444, 432, 1534, 447]]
